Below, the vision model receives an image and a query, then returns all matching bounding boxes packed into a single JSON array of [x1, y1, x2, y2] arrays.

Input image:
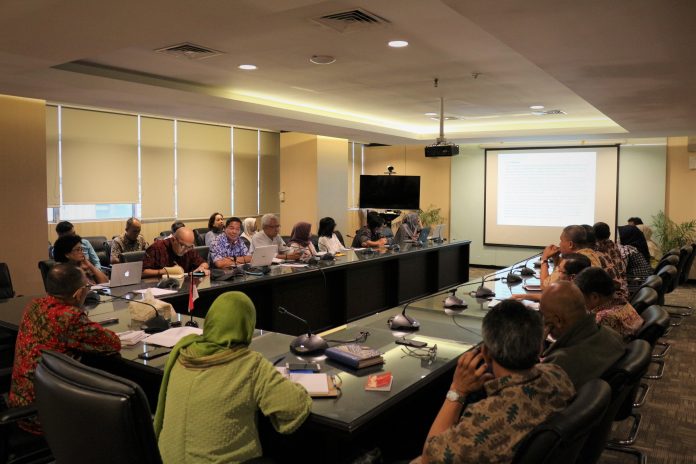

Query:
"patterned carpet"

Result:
[[469, 267, 696, 464]]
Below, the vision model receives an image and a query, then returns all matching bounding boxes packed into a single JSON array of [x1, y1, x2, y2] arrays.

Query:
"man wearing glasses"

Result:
[[142, 227, 209, 278], [249, 214, 301, 261]]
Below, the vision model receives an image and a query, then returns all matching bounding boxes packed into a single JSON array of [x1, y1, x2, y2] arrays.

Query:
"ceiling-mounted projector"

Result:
[[425, 88, 459, 157]]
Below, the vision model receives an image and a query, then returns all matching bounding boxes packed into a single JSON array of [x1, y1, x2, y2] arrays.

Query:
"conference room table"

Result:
[[0, 252, 542, 462], [100, 239, 470, 337]]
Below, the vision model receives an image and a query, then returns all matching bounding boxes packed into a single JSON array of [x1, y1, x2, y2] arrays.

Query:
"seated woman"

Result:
[[635, 223, 661, 266], [394, 212, 422, 243], [240, 217, 257, 248], [317, 217, 348, 254], [287, 222, 317, 261], [574, 266, 643, 341], [352, 212, 387, 248], [618, 225, 653, 280], [52, 235, 108, 285], [155, 292, 312, 463], [204, 212, 224, 247]]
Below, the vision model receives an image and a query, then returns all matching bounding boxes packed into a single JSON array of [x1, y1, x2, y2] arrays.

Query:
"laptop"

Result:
[[429, 224, 445, 242], [250, 245, 278, 268], [104, 261, 143, 287]]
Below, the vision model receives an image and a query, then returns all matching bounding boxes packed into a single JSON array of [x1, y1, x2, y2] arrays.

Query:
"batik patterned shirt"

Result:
[[209, 233, 250, 264], [9, 296, 121, 434], [111, 233, 148, 262], [592, 299, 644, 341], [596, 239, 627, 278], [421, 363, 575, 464], [142, 237, 204, 272]]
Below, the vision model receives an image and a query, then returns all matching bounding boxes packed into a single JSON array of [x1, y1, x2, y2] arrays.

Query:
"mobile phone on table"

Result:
[[395, 338, 428, 348], [523, 284, 542, 292]]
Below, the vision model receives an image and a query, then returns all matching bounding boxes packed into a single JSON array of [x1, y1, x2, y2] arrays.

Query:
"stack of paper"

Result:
[[117, 330, 149, 346], [144, 327, 203, 347]]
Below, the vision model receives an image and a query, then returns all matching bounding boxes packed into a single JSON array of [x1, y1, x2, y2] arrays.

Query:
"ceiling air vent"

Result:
[[313, 9, 390, 33], [532, 109, 567, 116], [155, 42, 223, 60]]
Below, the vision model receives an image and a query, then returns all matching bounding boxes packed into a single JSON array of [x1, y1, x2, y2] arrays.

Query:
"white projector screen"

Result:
[[484, 146, 619, 247]]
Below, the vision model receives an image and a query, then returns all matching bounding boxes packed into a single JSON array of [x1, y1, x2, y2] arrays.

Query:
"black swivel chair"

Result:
[[633, 305, 671, 383], [679, 241, 696, 284], [511, 379, 611, 464], [579, 339, 652, 464], [121, 251, 146, 263], [653, 253, 679, 275], [37, 260, 56, 292], [335, 230, 346, 247], [193, 228, 208, 246], [0, 263, 15, 299], [34, 350, 162, 464], [194, 246, 209, 262], [82, 235, 110, 268], [629, 287, 659, 315], [655, 265, 683, 325]]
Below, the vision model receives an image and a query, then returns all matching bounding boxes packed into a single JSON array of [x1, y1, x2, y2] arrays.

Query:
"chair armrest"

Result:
[[0, 404, 37, 424]]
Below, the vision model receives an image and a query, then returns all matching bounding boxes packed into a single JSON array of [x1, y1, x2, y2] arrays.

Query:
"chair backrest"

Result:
[[675, 245, 693, 284], [335, 230, 345, 246], [38, 259, 57, 291], [193, 228, 206, 246], [634, 305, 670, 347], [656, 264, 679, 295], [654, 254, 679, 274], [639, 274, 662, 292], [104, 240, 114, 267], [629, 287, 658, 314], [679, 244, 696, 284], [579, 340, 652, 464], [310, 234, 319, 250], [194, 245, 209, 262], [0, 263, 14, 299], [82, 235, 108, 253], [512, 379, 611, 464], [34, 351, 162, 464], [240, 236, 250, 249], [121, 251, 146, 263]]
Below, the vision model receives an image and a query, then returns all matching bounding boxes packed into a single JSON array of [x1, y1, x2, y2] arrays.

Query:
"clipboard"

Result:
[[276, 368, 340, 398]]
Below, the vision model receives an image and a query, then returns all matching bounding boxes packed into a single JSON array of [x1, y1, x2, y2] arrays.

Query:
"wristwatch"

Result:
[[446, 389, 466, 405]]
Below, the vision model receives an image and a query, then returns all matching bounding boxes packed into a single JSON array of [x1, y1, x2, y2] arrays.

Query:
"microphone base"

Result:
[[475, 286, 496, 299], [388, 313, 420, 331], [506, 273, 523, 284], [142, 315, 170, 334], [290, 334, 329, 355], [444, 295, 467, 309], [519, 267, 535, 276]]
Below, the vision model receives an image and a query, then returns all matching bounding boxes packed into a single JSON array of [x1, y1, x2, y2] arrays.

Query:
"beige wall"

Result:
[[0, 95, 48, 295], [362, 145, 452, 237], [666, 137, 696, 222], [317, 136, 349, 236], [279, 133, 318, 236]]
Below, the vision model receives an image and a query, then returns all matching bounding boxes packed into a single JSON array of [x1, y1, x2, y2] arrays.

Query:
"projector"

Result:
[[425, 144, 459, 157]]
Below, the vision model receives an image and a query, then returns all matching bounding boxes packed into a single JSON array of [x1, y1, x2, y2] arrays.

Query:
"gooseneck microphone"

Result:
[[278, 306, 329, 355], [96, 290, 170, 334], [505, 252, 543, 284]]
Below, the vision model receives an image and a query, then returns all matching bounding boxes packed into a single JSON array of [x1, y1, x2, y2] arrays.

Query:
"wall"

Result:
[[316, 136, 349, 236], [279, 133, 319, 236], [665, 137, 696, 278], [451, 142, 668, 266], [0, 95, 48, 295]]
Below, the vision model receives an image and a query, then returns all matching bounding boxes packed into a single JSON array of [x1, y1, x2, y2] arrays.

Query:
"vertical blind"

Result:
[[233, 127, 259, 217], [61, 108, 139, 204], [46, 106, 59, 207]]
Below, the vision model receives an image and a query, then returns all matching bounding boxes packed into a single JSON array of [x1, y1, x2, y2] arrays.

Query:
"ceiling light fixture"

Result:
[[529, 105, 544, 110], [388, 40, 409, 48], [309, 55, 336, 65], [238, 64, 257, 70], [424, 112, 437, 117]]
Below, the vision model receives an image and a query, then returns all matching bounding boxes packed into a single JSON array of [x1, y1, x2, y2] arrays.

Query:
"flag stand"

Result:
[[186, 272, 200, 328]]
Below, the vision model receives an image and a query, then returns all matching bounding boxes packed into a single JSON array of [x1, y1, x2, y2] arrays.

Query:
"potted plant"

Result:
[[418, 205, 446, 227], [651, 210, 696, 252]]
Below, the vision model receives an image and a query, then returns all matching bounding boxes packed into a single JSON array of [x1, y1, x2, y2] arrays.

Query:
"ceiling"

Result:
[[0, 0, 693, 145]]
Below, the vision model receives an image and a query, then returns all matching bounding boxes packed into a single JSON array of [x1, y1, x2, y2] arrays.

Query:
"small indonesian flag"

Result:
[[188, 274, 199, 312]]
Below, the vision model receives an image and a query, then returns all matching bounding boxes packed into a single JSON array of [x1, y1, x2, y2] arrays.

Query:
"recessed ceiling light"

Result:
[[529, 105, 544, 110], [424, 112, 438, 117], [388, 40, 409, 48], [238, 64, 257, 70], [310, 55, 336, 65]]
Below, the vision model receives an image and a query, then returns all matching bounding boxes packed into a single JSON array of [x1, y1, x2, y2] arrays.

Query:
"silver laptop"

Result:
[[105, 261, 143, 287], [429, 224, 445, 241], [250, 245, 278, 267]]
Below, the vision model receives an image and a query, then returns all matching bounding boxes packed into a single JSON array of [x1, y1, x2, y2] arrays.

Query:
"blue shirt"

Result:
[[210, 233, 249, 264], [49, 238, 101, 270]]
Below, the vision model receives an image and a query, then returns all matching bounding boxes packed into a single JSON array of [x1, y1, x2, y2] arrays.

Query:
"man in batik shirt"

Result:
[[414, 300, 575, 464], [209, 217, 252, 268], [9, 264, 121, 434]]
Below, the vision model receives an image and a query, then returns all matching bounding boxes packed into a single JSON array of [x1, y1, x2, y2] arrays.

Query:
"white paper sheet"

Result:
[[144, 327, 203, 347]]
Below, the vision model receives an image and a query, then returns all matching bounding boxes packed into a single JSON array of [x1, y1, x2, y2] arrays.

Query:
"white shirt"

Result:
[[249, 231, 291, 254], [318, 234, 348, 254]]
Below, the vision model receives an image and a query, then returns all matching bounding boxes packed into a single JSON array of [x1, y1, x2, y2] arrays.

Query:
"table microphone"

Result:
[[96, 289, 170, 334], [506, 252, 543, 283], [278, 306, 328, 355]]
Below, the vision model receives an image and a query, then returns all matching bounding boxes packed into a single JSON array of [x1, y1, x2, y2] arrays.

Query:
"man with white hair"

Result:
[[250, 214, 301, 260]]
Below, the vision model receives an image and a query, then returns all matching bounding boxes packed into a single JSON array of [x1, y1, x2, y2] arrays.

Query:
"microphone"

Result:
[[96, 290, 170, 334], [278, 306, 328, 355], [505, 252, 543, 283], [474, 275, 502, 299], [388, 283, 475, 331]]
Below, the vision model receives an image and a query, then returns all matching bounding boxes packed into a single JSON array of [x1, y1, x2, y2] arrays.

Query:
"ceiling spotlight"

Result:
[[310, 55, 336, 65], [424, 112, 438, 117], [529, 105, 544, 110], [388, 40, 409, 48], [238, 64, 257, 70]]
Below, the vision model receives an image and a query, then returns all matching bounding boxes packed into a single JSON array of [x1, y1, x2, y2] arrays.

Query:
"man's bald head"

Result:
[[172, 227, 196, 256], [540, 281, 587, 339]]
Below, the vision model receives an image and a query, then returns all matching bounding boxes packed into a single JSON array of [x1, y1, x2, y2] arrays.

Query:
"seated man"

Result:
[[249, 214, 301, 260], [415, 300, 575, 464], [512, 253, 591, 302], [9, 264, 121, 434], [209, 217, 252, 268], [574, 267, 643, 341], [352, 212, 388, 248], [593, 221, 626, 278], [51, 221, 101, 270], [540, 281, 625, 388], [541, 225, 601, 289], [110, 217, 148, 264], [142, 227, 209, 278]]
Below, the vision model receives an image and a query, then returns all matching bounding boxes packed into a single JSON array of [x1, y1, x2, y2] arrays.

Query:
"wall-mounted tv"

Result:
[[359, 175, 421, 210]]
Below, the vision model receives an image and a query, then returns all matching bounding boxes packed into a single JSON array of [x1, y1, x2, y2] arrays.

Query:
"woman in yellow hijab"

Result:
[[155, 291, 312, 463]]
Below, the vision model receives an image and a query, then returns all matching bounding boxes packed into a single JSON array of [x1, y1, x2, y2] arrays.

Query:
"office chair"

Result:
[[629, 287, 659, 315], [334, 230, 345, 247], [511, 379, 611, 464], [34, 350, 162, 464], [193, 228, 208, 246], [82, 235, 110, 268], [579, 340, 652, 464], [678, 242, 696, 284], [121, 251, 146, 263], [653, 253, 678, 275], [37, 260, 56, 292], [632, 305, 670, 384], [194, 246, 209, 262], [0, 263, 15, 299]]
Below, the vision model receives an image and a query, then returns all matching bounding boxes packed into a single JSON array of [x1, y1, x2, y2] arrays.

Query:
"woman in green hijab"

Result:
[[154, 291, 312, 463]]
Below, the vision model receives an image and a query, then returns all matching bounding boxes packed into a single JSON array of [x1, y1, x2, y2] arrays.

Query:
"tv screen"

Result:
[[359, 175, 420, 210]]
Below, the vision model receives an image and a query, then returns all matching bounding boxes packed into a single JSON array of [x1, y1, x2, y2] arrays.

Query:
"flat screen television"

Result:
[[359, 175, 420, 210]]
